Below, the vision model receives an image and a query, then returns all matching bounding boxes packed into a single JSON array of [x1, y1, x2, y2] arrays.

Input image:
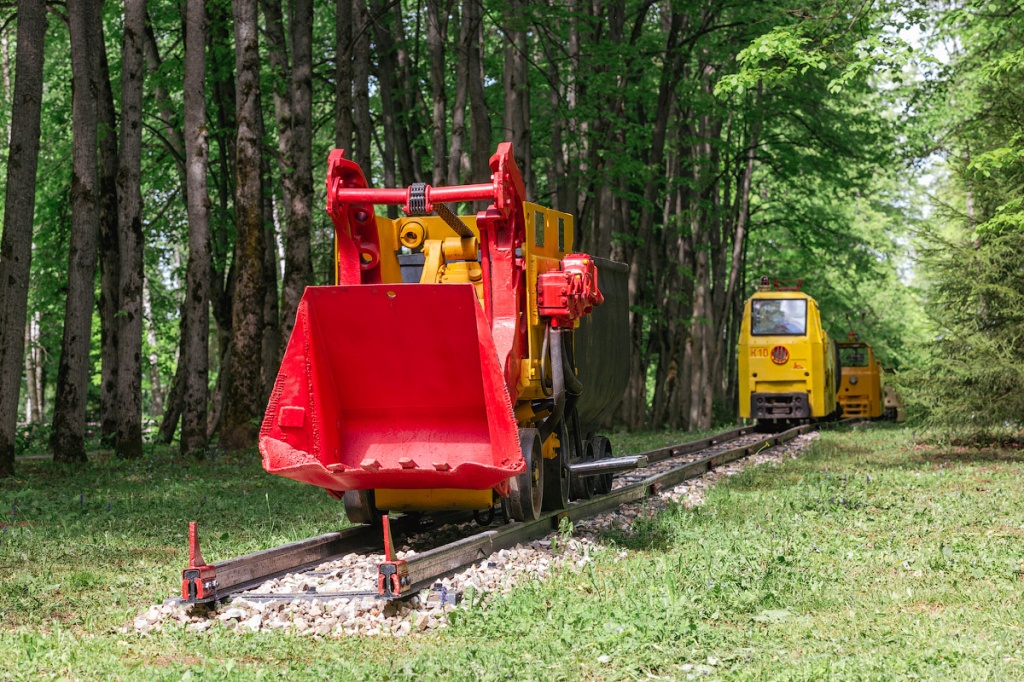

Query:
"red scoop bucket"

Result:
[[259, 283, 524, 492]]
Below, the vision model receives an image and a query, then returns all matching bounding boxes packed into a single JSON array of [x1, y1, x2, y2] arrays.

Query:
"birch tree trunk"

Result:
[[51, 0, 101, 464], [0, 0, 46, 475]]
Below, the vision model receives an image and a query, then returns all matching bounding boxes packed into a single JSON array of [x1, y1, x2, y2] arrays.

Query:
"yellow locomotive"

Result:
[[738, 278, 841, 426]]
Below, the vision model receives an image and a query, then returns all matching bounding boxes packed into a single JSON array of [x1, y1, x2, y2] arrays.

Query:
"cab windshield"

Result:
[[751, 299, 807, 336], [839, 345, 870, 367]]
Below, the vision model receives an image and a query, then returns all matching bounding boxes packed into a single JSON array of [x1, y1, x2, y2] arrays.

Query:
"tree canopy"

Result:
[[0, 0, 1017, 469]]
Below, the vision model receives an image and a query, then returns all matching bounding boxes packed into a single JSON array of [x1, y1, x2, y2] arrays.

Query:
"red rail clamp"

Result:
[[377, 515, 410, 598], [181, 521, 219, 603]]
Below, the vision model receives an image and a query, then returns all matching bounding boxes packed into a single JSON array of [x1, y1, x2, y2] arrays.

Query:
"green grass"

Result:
[[610, 426, 728, 456], [2, 425, 1024, 679]]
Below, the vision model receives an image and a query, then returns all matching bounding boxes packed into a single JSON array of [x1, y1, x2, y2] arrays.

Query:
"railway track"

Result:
[[174, 421, 847, 610]]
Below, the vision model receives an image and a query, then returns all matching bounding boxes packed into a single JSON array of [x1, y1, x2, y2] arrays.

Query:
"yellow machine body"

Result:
[[334, 205, 575, 513], [738, 290, 839, 422], [837, 343, 884, 419], [373, 488, 495, 512], [883, 384, 907, 422]]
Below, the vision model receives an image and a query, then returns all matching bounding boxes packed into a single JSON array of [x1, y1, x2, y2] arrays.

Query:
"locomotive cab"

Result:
[[738, 282, 840, 426]]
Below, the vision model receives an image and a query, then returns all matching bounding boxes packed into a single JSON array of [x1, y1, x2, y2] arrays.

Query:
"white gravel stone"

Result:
[[217, 607, 247, 622]]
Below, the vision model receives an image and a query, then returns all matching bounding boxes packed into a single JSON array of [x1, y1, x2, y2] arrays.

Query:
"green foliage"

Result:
[[0, 0, 939, 435], [902, 0, 1024, 431], [910, 229, 1024, 428]]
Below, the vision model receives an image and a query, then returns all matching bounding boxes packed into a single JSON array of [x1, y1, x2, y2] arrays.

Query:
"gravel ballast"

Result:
[[130, 431, 820, 638]]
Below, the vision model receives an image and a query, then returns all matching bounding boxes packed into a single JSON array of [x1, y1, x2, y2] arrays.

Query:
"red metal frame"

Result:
[[324, 143, 528, 396], [259, 144, 531, 496]]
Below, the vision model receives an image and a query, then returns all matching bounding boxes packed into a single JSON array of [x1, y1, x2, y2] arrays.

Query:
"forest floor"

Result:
[[1, 424, 1023, 679]]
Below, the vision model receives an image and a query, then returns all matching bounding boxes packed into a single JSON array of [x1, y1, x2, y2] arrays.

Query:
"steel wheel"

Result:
[[504, 428, 544, 522], [542, 422, 571, 511], [343, 490, 382, 525], [570, 439, 597, 500]]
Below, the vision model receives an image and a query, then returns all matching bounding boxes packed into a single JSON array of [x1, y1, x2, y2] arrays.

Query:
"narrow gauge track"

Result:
[[176, 422, 844, 608]]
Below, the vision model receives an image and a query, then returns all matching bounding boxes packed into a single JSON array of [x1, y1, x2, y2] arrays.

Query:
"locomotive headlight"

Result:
[[849, 375, 858, 385]]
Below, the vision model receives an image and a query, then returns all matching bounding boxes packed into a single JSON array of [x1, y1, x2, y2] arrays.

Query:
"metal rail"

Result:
[[175, 421, 845, 605], [386, 423, 815, 598], [175, 512, 461, 605]]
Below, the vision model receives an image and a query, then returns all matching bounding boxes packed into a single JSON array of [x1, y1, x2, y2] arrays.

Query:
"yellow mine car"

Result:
[[837, 336, 907, 422], [836, 339, 884, 419], [738, 278, 840, 427]]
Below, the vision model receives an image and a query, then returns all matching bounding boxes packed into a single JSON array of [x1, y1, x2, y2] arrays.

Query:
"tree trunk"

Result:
[[0, 32, 10, 137], [351, 0, 372, 173], [335, 0, 354, 151], [466, 0, 490, 184], [287, 0, 313, 272], [158, 309, 187, 444], [281, 0, 314, 346], [448, 4, 467, 186], [114, 0, 146, 460], [562, 0, 581, 215], [51, 0, 101, 464], [617, 9, 689, 429], [206, 0, 236, 435], [142, 278, 164, 416], [96, 23, 120, 447], [23, 319, 39, 424], [0, 0, 47, 476], [368, 0, 406, 196], [388, 9, 422, 185], [220, 0, 268, 451], [502, 0, 532, 196], [181, 0, 212, 458], [259, 0, 292, 373], [547, 57, 563, 207], [142, 7, 186, 180], [261, 153, 280, 402], [426, 0, 447, 186]]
